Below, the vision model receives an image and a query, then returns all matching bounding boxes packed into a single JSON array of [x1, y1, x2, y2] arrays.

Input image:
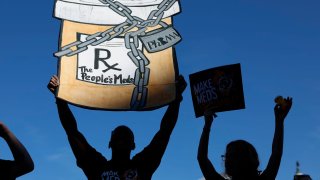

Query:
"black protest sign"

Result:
[[189, 63, 245, 118]]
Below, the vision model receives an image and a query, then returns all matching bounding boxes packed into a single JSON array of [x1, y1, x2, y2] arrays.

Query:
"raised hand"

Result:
[[0, 121, 10, 138], [175, 75, 187, 101], [203, 107, 217, 128], [274, 96, 293, 122], [47, 75, 60, 94]]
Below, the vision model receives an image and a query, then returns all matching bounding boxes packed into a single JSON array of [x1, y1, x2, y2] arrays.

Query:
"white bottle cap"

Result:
[[54, 0, 181, 25]]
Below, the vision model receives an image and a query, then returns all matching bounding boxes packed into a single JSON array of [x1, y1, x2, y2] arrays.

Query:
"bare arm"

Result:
[[197, 112, 224, 180], [134, 75, 187, 173], [55, 99, 92, 158], [48, 75, 94, 160], [261, 97, 292, 179], [150, 96, 181, 151], [151, 75, 187, 149], [0, 122, 34, 177]]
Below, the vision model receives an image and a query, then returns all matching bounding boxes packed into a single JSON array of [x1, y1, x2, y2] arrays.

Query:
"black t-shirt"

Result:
[[73, 131, 168, 180], [76, 147, 150, 180], [0, 160, 16, 180]]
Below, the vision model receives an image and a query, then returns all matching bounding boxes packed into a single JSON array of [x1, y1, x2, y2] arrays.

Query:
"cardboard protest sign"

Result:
[[189, 63, 245, 118], [53, 0, 182, 110]]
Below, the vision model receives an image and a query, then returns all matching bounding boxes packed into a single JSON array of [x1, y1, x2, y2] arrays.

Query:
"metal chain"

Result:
[[120, 0, 174, 109], [126, 30, 150, 109], [55, 0, 178, 109], [125, 22, 169, 109], [54, 0, 176, 57]]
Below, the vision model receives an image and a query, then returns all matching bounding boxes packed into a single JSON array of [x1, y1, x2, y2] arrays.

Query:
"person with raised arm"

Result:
[[48, 75, 186, 180], [0, 122, 34, 179], [198, 97, 292, 180]]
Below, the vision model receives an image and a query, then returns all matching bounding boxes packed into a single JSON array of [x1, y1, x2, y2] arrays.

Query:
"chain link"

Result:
[[54, 0, 176, 57], [55, 0, 178, 109]]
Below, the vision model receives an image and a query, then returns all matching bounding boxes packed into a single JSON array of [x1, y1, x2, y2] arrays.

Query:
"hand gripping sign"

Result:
[[54, 0, 182, 110]]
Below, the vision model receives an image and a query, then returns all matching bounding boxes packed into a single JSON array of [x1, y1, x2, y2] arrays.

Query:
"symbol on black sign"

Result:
[[219, 76, 233, 91], [94, 48, 122, 72]]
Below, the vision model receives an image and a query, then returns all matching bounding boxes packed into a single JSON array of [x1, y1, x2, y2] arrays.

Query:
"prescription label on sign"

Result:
[[77, 34, 141, 85]]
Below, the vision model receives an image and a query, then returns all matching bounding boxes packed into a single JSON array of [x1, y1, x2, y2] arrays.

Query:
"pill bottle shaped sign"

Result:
[[54, 0, 182, 110]]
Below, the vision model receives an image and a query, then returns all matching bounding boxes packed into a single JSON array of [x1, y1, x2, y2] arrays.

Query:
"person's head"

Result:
[[224, 140, 260, 178], [108, 125, 135, 152]]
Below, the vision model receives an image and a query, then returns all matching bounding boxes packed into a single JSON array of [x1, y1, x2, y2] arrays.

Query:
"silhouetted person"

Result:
[[198, 97, 292, 180], [48, 75, 187, 179], [0, 122, 34, 179]]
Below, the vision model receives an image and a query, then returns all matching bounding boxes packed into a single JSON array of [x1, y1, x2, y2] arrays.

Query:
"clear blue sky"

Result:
[[1, 0, 319, 179]]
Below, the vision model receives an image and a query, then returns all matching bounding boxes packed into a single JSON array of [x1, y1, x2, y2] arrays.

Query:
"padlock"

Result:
[[54, 0, 181, 110]]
